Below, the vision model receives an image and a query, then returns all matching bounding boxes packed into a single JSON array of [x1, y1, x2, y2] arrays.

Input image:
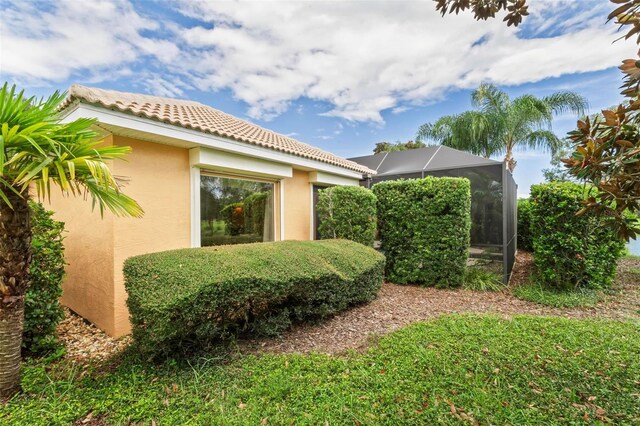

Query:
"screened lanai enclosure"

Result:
[[349, 146, 517, 284]]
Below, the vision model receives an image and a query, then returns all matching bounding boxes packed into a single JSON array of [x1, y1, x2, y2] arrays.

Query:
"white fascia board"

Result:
[[62, 104, 365, 180], [190, 147, 293, 179], [309, 171, 360, 186]]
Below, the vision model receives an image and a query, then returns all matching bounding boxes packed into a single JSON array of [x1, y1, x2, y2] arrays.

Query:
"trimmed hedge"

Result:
[[316, 186, 377, 246], [373, 177, 471, 287], [124, 240, 385, 357], [23, 202, 65, 355], [517, 198, 533, 252], [530, 182, 625, 290]]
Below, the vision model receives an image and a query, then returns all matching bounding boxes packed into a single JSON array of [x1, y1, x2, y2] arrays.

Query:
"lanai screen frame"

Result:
[[352, 148, 517, 284]]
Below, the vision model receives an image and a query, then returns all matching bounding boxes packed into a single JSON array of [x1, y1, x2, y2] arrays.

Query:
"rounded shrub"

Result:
[[316, 185, 377, 246], [530, 182, 625, 290], [373, 177, 471, 287], [124, 240, 385, 358], [517, 198, 533, 252], [23, 202, 66, 355]]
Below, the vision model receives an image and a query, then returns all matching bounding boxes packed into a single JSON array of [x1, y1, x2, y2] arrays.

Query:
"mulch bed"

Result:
[[238, 254, 640, 355], [56, 253, 640, 360], [57, 308, 130, 361]]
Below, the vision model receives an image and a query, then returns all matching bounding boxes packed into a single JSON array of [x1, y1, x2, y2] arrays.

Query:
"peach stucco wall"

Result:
[[111, 136, 191, 336], [48, 135, 191, 337], [47, 135, 116, 333], [283, 169, 311, 240], [49, 135, 332, 337]]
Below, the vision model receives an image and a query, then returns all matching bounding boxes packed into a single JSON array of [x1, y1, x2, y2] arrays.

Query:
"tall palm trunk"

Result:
[[504, 139, 517, 172], [0, 187, 31, 400]]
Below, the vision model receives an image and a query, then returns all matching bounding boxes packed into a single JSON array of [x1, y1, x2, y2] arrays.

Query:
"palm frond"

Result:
[[0, 83, 143, 218], [543, 91, 588, 116], [471, 83, 510, 113], [523, 129, 562, 153]]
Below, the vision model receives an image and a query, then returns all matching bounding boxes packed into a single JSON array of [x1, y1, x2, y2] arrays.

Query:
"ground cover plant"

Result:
[[316, 185, 377, 246], [373, 177, 471, 287], [124, 240, 385, 358], [512, 283, 604, 308], [463, 267, 504, 292], [2, 314, 639, 425]]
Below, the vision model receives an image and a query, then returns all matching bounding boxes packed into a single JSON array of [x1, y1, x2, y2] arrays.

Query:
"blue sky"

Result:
[[0, 0, 636, 198]]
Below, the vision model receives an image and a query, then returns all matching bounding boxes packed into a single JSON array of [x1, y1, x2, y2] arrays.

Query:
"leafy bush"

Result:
[[530, 182, 625, 290], [243, 191, 270, 236], [517, 198, 533, 252], [373, 177, 471, 287], [23, 202, 65, 355], [124, 240, 385, 357], [316, 186, 377, 246], [220, 202, 244, 235]]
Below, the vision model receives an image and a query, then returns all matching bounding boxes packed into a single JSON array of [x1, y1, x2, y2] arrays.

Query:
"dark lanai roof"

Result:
[[349, 145, 501, 177]]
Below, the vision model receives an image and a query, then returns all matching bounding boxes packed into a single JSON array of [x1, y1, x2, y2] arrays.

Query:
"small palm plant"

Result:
[[417, 83, 588, 171], [0, 83, 143, 399]]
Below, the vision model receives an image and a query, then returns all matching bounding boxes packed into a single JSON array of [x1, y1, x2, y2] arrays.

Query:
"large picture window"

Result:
[[200, 174, 275, 246]]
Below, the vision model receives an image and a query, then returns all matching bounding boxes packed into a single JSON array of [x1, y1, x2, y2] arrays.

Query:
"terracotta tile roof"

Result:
[[61, 85, 374, 175]]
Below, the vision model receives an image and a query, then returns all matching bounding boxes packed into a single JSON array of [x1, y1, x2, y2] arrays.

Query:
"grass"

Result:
[[463, 267, 504, 291], [512, 282, 604, 308], [2, 315, 639, 425]]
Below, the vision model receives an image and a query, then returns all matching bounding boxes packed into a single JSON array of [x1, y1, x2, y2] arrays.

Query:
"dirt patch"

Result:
[[57, 307, 130, 361], [71, 413, 109, 426], [509, 250, 534, 287]]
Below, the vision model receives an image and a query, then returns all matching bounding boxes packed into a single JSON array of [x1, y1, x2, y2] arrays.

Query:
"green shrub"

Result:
[[243, 191, 270, 236], [23, 202, 66, 355], [220, 202, 244, 236], [316, 186, 377, 246], [530, 182, 625, 290], [124, 240, 385, 357], [373, 177, 471, 287], [517, 198, 533, 252]]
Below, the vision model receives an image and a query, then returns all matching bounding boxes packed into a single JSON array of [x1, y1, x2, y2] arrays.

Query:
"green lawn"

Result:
[[2, 315, 639, 425], [512, 283, 604, 308]]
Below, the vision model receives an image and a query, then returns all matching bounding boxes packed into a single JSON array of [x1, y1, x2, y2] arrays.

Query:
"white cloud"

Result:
[[0, 0, 178, 83], [0, 0, 635, 123], [173, 0, 635, 122]]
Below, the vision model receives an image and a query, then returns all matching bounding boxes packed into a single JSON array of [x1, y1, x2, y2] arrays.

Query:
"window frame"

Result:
[[197, 170, 279, 247]]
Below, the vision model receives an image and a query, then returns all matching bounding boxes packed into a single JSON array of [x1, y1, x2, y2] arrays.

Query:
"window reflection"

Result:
[[200, 175, 274, 246]]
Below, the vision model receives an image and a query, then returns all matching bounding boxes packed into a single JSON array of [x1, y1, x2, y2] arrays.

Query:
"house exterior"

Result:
[[50, 85, 374, 337]]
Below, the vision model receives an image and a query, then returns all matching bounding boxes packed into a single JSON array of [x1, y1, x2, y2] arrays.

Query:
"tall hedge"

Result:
[[23, 202, 65, 355], [124, 240, 385, 357], [517, 198, 533, 252], [530, 182, 625, 290], [316, 186, 377, 246], [373, 177, 471, 287]]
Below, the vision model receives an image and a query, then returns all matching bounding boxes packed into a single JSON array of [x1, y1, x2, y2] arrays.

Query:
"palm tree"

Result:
[[0, 84, 143, 399], [416, 83, 588, 171]]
